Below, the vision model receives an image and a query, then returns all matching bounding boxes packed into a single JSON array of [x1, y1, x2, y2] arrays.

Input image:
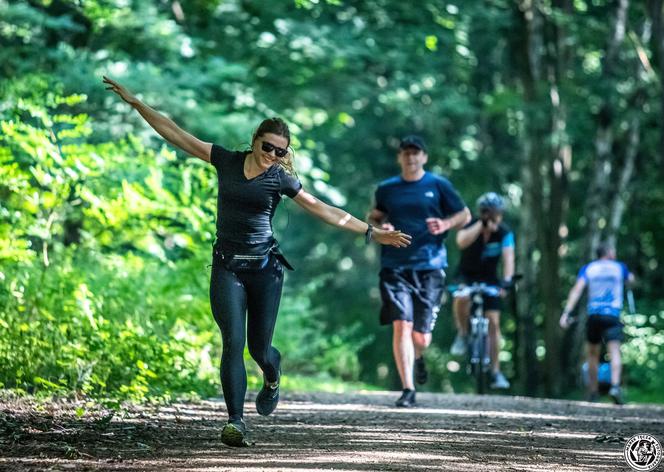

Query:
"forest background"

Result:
[[1, 0, 663, 404]]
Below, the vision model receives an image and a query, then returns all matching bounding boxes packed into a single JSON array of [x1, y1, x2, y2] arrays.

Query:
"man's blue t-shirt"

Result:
[[375, 172, 466, 270], [578, 259, 630, 317]]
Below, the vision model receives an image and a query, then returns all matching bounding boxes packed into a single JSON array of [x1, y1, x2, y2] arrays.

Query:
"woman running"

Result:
[[103, 76, 411, 447]]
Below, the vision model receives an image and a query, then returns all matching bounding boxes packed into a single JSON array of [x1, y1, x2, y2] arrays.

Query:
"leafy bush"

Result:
[[274, 277, 374, 382], [623, 309, 664, 400], [0, 251, 219, 401]]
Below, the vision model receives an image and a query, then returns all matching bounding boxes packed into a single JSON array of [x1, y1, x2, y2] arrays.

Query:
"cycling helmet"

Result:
[[477, 192, 505, 212]]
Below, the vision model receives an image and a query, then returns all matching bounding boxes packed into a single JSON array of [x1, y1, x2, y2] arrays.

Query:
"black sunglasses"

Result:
[[261, 141, 288, 158]]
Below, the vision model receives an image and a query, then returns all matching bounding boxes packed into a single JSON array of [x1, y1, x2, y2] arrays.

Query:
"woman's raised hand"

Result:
[[103, 76, 138, 105], [372, 227, 412, 248]]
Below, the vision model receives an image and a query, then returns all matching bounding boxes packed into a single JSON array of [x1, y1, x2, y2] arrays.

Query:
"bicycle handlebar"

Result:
[[448, 283, 502, 297], [447, 274, 522, 296]]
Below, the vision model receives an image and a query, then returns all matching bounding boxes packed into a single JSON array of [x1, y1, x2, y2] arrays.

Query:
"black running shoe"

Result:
[[415, 357, 428, 385], [256, 373, 280, 416], [221, 419, 249, 447], [395, 389, 416, 408]]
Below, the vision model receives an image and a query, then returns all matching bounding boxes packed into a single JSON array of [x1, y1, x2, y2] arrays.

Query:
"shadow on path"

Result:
[[1, 391, 662, 471]]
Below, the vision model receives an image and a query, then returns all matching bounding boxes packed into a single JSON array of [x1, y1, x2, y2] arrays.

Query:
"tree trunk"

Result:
[[538, 0, 572, 397], [649, 0, 664, 157], [606, 114, 640, 249], [516, 135, 541, 396], [584, 0, 630, 258], [606, 19, 650, 247], [514, 0, 546, 395]]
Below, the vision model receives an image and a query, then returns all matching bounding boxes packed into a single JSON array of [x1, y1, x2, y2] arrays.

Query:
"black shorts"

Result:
[[586, 315, 624, 344], [379, 268, 446, 334], [455, 276, 502, 311]]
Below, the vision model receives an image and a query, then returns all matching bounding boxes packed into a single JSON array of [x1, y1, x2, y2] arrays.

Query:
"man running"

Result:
[[369, 135, 470, 407], [560, 242, 634, 404], [450, 192, 515, 390]]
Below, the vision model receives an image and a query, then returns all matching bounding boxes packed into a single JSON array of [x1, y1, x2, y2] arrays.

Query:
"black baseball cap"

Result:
[[399, 135, 427, 152]]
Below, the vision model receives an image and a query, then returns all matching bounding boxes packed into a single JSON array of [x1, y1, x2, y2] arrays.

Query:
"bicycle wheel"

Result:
[[475, 331, 487, 394]]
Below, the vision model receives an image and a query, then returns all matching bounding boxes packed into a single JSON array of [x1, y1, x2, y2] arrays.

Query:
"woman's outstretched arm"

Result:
[[103, 76, 212, 162], [292, 189, 411, 247]]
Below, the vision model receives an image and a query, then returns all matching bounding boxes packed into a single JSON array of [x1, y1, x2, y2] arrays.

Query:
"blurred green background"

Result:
[[1, 0, 663, 404]]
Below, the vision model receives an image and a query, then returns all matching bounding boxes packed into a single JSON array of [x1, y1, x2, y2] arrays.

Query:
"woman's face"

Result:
[[255, 132, 289, 168]]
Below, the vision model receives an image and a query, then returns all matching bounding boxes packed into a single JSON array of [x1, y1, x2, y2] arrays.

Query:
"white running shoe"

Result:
[[450, 334, 467, 356], [491, 371, 510, 389]]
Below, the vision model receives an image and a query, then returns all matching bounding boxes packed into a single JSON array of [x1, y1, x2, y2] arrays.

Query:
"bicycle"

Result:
[[449, 277, 521, 394]]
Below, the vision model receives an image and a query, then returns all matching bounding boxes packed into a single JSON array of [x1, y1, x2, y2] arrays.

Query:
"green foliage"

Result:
[[623, 309, 664, 398], [274, 278, 374, 382], [0, 81, 362, 400], [0, 80, 208, 400], [0, 251, 218, 401]]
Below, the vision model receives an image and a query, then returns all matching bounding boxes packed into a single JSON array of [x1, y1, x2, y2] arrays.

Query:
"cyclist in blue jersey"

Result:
[[369, 135, 470, 407], [450, 193, 515, 390], [560, 243, 634, 404]]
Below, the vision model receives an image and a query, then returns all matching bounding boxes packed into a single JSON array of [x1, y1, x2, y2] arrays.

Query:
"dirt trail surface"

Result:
[[1, 391, 663, 471]]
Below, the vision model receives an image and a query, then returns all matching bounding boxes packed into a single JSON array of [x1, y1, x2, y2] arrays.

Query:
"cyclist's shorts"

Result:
[[453, 276, 502, 311], [586, 314, 624, 344], [379, 268, 445, 334]]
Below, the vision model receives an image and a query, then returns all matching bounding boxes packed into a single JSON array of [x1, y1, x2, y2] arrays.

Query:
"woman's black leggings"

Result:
[[209, 255, 284, 420]]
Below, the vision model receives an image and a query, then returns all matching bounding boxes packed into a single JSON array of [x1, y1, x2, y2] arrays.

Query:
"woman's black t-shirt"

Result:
[[210, 144, 302, 254]]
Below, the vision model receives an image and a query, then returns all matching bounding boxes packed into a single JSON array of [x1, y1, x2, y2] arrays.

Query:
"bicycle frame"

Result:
[[452, 283, 501, 394]]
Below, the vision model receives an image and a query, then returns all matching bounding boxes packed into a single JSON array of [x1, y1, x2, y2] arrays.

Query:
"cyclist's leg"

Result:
[[484, 291, 503, 373], [245, 256, 284, 384], [210, 264, 248, 421], [485, 309, 501, 374], [450, 289, 471, 355], [453, 295, 471, 336]]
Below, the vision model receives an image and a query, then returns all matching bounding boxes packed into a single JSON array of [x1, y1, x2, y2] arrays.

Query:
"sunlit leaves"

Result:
[[425, 35, 438, 52]]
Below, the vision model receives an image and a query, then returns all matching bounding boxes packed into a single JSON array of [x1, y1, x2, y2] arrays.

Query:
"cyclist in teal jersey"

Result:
[[450, 193, 515, 390]]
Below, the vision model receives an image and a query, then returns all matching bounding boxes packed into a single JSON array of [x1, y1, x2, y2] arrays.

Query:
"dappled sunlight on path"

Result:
[[1, 391, 662, 471]]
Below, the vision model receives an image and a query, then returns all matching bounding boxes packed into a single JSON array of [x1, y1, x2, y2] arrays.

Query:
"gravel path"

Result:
[[1, 391, 663, 471]]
